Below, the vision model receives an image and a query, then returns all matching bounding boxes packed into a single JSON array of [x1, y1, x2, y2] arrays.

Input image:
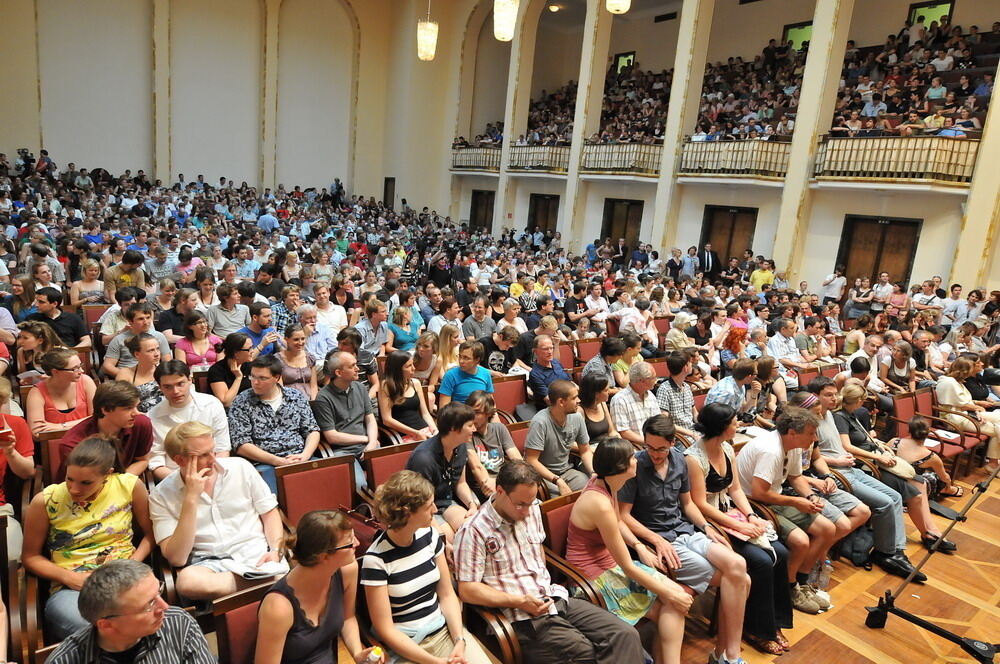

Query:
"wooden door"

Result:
[[528, 194, 559, 233], [470, 190, 495, 232], [382, 177, 395, 209], [700, 206, 758, 262], [601, 199, 644, 250], [835, 216, 921, 284]]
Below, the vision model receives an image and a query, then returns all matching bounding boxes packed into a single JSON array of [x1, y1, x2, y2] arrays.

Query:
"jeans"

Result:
[[46, 588, 89, 641], [329, 449, 369, 493], [841, 467, 905, 553], [731, 538, 793, 640]]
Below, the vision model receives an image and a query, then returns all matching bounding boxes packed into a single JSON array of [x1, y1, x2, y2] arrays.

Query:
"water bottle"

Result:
[[806, 559, 821, 586], [365, 646, 384, 664], [817, 559, 833, 590]]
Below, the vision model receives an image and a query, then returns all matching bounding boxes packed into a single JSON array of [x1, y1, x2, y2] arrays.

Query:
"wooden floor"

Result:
[[683, 465, 1000, 664]]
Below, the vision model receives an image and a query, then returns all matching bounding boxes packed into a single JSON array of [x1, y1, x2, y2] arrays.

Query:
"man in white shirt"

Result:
[[147, 361, 231, 480], [870, 272, 893, 314], [313, 283, 348, 335], [149, 421, 288, 601], [820, 266, 846, 305], [911, 280, 944, 312], [767, 318, 811, 388], [940, 283, 964, 327]]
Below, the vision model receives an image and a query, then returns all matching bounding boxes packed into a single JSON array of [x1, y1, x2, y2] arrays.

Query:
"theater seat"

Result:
[[538, 493, 604, 608], [361, 440, 421, 502], [276, 455, 358, 528]]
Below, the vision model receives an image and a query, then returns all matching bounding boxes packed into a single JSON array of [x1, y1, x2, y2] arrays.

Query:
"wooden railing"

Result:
[[451, 147, 502, 171], [507, 145, 571, 172], [678, 138, 791, 177], [813, 135, 979, 184], [580, 143, 663, 176]]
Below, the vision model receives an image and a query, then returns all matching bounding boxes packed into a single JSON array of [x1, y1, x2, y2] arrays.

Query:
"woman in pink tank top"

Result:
[[565, 437, 692, 664]]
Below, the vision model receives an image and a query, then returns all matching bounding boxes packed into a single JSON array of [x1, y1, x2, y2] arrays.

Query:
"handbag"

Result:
[[845, 412, 917, 480]]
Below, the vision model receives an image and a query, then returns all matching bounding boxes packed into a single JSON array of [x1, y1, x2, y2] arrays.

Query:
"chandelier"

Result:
[[494, 0, 518, 42], [606, 0, 631, 14], [417, 0, 438, 61]]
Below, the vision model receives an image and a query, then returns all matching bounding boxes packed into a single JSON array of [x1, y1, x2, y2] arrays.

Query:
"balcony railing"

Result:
[[580, 143, 663, 176], [813, 135, 979, 184], [451, 147, 501, 172], [507, 146, 571, 173], [678, 138, 791, 178]]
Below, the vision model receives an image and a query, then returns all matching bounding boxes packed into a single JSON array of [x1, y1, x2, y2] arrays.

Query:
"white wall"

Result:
[[673, 181, 783, 256], [275, 0, 354, 189], [531, 21, 584, 99], [608, 12, 680, 73], [470, 14, 511, 138], [170, 0, 262, 185], [37, 0, 153, 174], [0, 2, 41, 155]]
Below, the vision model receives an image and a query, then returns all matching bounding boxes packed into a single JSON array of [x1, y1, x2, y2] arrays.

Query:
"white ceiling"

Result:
[[541, 0, 683, 31]]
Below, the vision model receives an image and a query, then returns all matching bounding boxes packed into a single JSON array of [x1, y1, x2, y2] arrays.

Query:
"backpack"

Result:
[[839, 523, 875, 568]]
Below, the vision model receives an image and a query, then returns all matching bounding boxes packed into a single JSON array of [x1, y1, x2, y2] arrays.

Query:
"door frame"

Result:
[[601, 198, 645, 250], [699, 205, 759, 259], [834, 214, 923, 284]]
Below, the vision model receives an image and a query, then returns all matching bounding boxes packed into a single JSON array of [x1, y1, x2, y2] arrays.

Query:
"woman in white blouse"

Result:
[[936, 357, 1000, 472]]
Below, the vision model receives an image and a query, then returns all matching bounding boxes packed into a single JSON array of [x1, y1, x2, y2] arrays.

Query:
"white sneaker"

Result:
[[806, 585, 832, 611]]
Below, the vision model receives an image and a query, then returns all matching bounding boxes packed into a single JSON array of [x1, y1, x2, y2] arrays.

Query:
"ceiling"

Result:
[[540, 0, 683, 30]]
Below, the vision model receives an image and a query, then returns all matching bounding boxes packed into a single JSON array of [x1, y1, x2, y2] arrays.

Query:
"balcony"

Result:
[[507, 145, 571, 173], [678, 138, 791, 178], [580, 143, 662, 177], [450, 147, 501, 172], [813, 135, 979, 185]]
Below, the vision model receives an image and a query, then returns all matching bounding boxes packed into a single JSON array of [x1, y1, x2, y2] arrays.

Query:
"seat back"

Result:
[[648, 357, 669, 379], [504, 421, 531, 454], [913, 387, 934, 417], [276, 456, 357, 526], [539, 492, 581, 558], [693, 389, 708, 411], [39, 433, 65, 485], [605, 318, 620, 337], [652, 317, 671, 335], [555, 342, 574, 369], [213, 583, 273, 664], [575, 339, 601, 365], [891, 391, 916, 437], [820, 363, 841, 378], [492, 376, 527, 415], [80, 304, 110, 326], [796, 366, 820, 387], [363, 440, 421, 490]]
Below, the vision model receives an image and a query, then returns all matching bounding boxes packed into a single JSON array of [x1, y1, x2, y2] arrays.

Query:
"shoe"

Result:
[[922, 534, 957, 553], [805, 584, 832, 611], [872, 551, 927, 583], [791, 583, 822, 614]]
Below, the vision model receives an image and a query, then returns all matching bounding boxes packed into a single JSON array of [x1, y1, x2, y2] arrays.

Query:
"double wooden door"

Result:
[[601, 198, 644, 250], [835, 215, 921, 284], [700, 206, 757, 262]]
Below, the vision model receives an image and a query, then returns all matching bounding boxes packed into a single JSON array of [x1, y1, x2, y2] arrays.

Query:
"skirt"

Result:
[[574, 562, 665, 625]]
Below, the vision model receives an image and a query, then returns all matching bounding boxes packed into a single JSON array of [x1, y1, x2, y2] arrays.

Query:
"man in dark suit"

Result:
[[698, 243, 721, 282]]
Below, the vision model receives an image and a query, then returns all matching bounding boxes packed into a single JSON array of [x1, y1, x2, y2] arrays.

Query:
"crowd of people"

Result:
[[0, 150, 995, 664], [454, 17, 998, 148]]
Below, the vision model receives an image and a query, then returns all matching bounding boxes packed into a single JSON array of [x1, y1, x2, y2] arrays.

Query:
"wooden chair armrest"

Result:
[[152, 551, 181, 606], [23, 570, 43, 659], [8, 562, 28, 664], [747, 499, 779, 528], [543, 548, 605, 609], [934, 406, 985, 437], [377, 425, 405, 447], [855, 458, 881, 478], [829, 469, 853, 493], [465, 604, 522, 664]]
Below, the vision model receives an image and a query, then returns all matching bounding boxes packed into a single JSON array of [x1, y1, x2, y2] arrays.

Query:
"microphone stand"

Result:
[[865, 463, 999, 663]]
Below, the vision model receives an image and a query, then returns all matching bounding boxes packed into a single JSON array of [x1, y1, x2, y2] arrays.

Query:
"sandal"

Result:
[[744, 633, 785, 655], [938, 486, 964, 499], [775, 631, 791, 650]]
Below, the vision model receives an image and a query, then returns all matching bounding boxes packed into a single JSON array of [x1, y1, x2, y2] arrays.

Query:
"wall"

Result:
[[0, 1, 40, 152], [457, 175, 500, 224], [531, 20, 584, 99], [512, 176, 567, 230], [608, 12, 681, 73], [275, 0, 354, 189], [470, 14, 511, 138], [848, 0, 999, 48], [36, 0, 153, 174], [170, 0, 262, 185], [581, 179, 658, 244], [673, 181, 783, 256], [706, 0, 815, 64]]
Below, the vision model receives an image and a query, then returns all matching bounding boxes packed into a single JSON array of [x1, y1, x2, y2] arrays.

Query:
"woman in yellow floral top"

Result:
[[22, 437, 154, 640]]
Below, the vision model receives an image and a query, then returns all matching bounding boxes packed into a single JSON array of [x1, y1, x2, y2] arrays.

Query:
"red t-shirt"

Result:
[[0, 415, 33, 505], [57, 414, 153, 482]]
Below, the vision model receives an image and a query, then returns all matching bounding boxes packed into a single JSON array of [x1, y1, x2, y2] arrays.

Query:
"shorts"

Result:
[[817, 489, 862, 522], [188, 556, 236, 573], [771, 504, 818, 538], [668, 531, 716, 594]]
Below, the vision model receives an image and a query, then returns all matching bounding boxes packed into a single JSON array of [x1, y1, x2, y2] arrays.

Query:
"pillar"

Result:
[[950, 92, 1000, 289], [651, 0, 715, 253], [152, 0, 171, 182], [770, 0, 855, 281], [493, 0, 545, 235], [260, 0, 281, 189], [558, 0, 613, 254]]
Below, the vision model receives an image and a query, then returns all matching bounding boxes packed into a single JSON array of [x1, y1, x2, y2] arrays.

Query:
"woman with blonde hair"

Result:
[[255, 510, 383, 664], [68, 258, 107, 308], [435, 325, 460, 375], [362, 471, 492, 664], [152, 278, 177, 314], [937, 357, 1000, 473], [26, 348, 96, 434]]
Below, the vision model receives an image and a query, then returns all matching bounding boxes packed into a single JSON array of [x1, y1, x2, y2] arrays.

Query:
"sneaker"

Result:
[[807, 584, 833, 611], [791, 583, 822, 614]]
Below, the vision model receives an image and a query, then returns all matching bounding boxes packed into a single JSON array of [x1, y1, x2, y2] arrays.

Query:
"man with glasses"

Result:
[[610, 361, 663, 448], [619, 414, 751, 664], [525, 380, 593, 496], [45, 559, 214, 664], [147, 361, 230, 480], [454, 460, 644, 664], [229, 355, 322, 493], [439, 341, 494, 409], [150, 421, 288, 602], [528, 334, 570, 411]]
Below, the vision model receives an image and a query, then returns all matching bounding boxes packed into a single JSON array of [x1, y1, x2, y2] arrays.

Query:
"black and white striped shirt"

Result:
[[45, 606, 215, 664], [360, 527, 443, 631]]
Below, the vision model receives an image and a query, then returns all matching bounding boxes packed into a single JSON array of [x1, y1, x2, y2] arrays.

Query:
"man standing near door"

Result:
[[699, 243, 721, 282]]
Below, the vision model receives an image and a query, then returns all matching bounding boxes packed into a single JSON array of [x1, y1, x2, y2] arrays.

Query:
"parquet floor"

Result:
[[684, 465, 1000, 664]]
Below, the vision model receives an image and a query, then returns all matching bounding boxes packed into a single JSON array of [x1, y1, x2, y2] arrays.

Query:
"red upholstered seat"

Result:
[[276, 455, 357, 526], [213, 584, 272, 664], [575, 339, 601, 365], [540, 493, 580, 558], [796, 367, 820, 388], [492, 376, 528, 415], [363, 440, 421, 490], [556, 342, 575, 369], [505, 421, 531, 454]]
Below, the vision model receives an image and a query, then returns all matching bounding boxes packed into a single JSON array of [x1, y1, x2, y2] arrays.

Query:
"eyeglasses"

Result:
[[102, 581, 165, 619], [54, 365, 84, 373], [643, 443, 673, 453], [249, 375, 275, 382]]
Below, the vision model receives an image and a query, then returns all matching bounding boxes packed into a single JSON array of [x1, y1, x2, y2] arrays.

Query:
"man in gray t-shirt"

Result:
[[101, 302, 172, 378], [524, 380, 593, 496]]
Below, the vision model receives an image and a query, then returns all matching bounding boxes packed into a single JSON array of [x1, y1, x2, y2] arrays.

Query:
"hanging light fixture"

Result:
[[606, 0, 631, 14], [494, 0, 518, 42], [416, 0, 438, 61]]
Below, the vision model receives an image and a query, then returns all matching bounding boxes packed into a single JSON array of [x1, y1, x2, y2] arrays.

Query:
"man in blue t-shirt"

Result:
[[237, 302, 280, 356], [438, 341, 494, 409]]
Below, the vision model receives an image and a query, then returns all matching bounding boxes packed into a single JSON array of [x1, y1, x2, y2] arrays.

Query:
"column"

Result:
[[558, 0, 613, 254], [260, 0, 282, 189], [493, 0, 545, 235], [770, 0, 855, 280], [651, 0, 715, 253], [949, 92, 1000, 289], [152, 0, 171, 182]]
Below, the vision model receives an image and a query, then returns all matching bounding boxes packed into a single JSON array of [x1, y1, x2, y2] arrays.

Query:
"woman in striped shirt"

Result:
[[361, 471, 491, 664]]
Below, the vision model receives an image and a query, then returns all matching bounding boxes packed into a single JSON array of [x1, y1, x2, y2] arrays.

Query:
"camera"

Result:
[[736, 410, 757, 424]]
